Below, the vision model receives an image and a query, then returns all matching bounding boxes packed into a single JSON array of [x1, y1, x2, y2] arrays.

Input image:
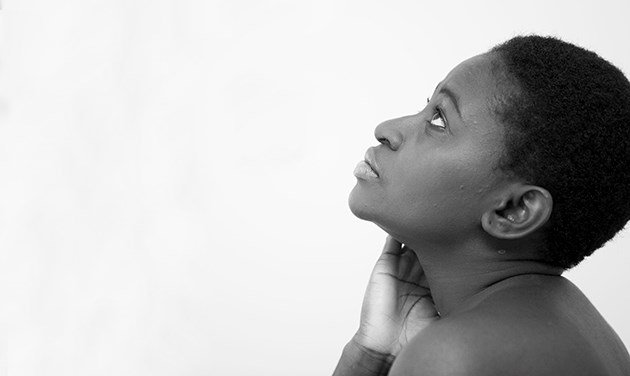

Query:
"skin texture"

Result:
[[349, 54, 507, 246], [338, 54, 630, 376], [354, 237, 439, 357]]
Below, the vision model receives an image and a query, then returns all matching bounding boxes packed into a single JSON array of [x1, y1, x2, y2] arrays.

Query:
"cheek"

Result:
[[395, 155, 495, 228]]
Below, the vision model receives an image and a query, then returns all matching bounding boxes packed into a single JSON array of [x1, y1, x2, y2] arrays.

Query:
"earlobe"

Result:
[[481, 186, 553, 240]]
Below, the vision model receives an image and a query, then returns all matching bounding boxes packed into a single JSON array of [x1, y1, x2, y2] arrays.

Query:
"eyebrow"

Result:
[[434, 82, 462, 119]]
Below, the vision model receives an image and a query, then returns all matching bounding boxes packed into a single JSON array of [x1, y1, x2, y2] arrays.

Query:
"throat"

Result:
[[409, 246, 562, 317]]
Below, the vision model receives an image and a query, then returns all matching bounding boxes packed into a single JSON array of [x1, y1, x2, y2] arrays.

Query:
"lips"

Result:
[[353, 148, 380, 180], [363, 148, 380, 177]]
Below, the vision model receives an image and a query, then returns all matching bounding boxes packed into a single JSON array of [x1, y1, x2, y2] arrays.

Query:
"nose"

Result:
[[374, 118, 403, 151]]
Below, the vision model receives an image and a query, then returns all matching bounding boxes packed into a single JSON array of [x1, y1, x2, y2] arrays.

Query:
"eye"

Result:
[[429, 108, 447, 130], [424, 97, 448, 131]]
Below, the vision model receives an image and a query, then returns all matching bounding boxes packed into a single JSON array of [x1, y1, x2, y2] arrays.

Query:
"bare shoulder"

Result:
[[389, 275, 630, 376], [388, 314, 578, 376]]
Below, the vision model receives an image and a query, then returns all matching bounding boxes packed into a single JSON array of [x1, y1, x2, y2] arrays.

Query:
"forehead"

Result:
[[443, 54, 497, 101], [440, 54, 503, 126]]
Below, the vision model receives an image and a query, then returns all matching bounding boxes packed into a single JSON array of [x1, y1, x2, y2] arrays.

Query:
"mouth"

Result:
[[353, 148, 380, 180], [364, 149, 380, 176]]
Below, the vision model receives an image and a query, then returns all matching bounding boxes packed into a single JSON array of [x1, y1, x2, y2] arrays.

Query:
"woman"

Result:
[[334, 35, 630, 376]]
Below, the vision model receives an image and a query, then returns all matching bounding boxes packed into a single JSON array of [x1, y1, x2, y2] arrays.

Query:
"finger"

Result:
[[399, 247, 430, 288], [401, 244, 415, 254], [382, 235, 403, 256], [373, 236, 403, 275]]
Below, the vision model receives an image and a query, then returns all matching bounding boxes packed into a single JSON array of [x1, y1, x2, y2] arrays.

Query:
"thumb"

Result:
[[381, 236, 403, 256], [372, 236, 404, 276]]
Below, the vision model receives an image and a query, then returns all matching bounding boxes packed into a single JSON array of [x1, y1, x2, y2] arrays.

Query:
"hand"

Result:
[[353, 236, 440, 357]]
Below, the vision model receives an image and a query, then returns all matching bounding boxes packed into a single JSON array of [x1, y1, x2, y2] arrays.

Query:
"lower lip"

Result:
[[353, 160, 379, 180]]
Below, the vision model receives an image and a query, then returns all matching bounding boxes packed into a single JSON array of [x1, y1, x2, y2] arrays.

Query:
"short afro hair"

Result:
[[490, 35, 630, 269]]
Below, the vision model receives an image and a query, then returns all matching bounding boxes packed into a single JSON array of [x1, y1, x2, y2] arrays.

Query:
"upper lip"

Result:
[[364, 147, 380, 176]]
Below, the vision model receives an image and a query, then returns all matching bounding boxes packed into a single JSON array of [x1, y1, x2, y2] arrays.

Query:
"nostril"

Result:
[[377, 137, 390, 147], [374, 119, 402, 150]]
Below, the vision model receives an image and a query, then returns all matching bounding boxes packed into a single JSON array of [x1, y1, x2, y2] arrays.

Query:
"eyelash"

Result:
[[425, 97, 447, 131]]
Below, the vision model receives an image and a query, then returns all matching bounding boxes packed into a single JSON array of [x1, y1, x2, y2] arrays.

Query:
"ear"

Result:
[[481, 185, 553, 240]]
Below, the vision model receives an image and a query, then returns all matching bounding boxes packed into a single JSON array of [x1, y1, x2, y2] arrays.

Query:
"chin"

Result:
[[348, 183, 415, 240], [348, 192, 406, 241], [348, 184, 381, 222], [349, 185, 429, 243]]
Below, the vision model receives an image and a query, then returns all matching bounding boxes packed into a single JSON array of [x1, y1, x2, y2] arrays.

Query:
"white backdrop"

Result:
[[2, 1, 630, 375]]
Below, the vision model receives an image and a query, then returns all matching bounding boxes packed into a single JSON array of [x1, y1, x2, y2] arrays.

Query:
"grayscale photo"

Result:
[[2, 1, 630, 375]]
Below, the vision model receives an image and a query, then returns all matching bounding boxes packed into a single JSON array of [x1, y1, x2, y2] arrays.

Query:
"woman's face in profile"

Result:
[[349, 54, 512, 244]]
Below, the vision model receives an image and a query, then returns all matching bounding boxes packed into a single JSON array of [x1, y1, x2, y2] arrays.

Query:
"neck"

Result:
[[398, 235, 563, 317]]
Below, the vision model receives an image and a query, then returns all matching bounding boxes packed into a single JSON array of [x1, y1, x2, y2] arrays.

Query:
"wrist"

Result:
[[349, 334, 395, 359], [340, 335, 396, 376]]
